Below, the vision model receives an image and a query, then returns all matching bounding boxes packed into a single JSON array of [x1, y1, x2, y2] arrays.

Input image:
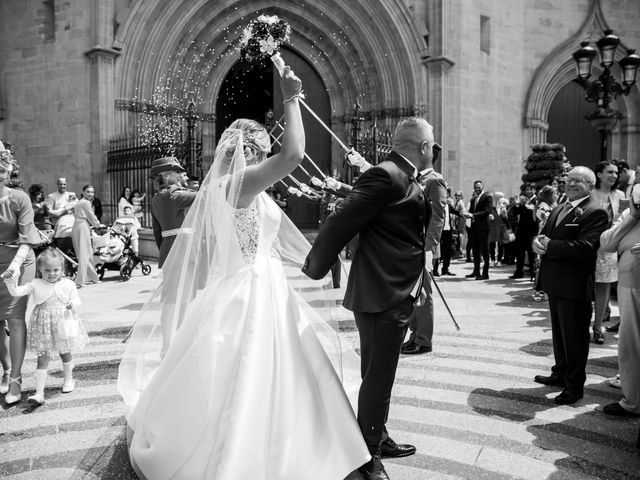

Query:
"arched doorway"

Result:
[[547, 82, 601, 169], [215, 48, 331, 228]]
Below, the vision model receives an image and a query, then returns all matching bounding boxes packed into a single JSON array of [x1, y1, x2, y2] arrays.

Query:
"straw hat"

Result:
[[149, 157, 185, 177]]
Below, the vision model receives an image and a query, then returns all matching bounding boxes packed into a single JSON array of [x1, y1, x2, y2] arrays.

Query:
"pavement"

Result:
[[1, 255, 639, 480]]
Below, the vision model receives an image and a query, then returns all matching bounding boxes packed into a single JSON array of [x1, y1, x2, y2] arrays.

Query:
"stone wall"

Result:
[[0, 0, 94, 195]]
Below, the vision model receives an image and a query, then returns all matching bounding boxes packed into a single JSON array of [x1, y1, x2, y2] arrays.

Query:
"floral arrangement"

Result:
[[572, 207, 583, 222], [239, 15, 291, 69]]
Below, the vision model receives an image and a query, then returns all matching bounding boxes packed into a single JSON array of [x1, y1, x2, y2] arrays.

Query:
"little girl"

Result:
[[3, 248, 88, 405], [131, 189, 146, 221]]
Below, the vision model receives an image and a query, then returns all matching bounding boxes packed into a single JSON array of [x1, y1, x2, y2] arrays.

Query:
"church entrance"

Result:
[[215, 48, 331, 228], [547, 81, 606, 170]]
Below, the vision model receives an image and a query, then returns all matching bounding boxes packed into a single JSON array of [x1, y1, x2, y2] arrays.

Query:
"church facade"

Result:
[[0, 0, 638, 219]]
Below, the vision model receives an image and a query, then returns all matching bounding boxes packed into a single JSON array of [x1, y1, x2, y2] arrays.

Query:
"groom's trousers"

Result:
[[354, 297, 413, 453]]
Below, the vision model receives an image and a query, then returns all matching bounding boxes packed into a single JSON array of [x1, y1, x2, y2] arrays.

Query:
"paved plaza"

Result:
[[1, 256, 639, 480]]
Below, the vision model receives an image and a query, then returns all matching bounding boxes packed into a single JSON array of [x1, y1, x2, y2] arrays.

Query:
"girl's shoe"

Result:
[[28, 369, 48, 405], [4, 376, 22, 405], [62, 378, 75, 393], [27, 392, 45, 405], [0, 369, 10, 395]]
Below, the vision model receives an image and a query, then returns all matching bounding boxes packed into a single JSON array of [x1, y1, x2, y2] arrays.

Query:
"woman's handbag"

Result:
[[502, 228, 516, 244]]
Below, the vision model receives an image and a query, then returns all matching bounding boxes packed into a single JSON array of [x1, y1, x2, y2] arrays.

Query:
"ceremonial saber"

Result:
[[428, 271, 460, 331], [272, 54, 350, 153]]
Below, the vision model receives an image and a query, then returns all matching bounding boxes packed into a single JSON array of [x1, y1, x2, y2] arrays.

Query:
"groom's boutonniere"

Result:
[[572, 207, 583, 222]]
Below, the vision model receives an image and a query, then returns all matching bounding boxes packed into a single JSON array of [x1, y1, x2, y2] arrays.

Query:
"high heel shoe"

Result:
[[4, 376, 22, 405], [0, 369, 10, 394]]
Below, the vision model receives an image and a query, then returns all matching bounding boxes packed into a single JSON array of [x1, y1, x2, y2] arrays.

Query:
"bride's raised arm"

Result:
[[235, 66, 304, 205]]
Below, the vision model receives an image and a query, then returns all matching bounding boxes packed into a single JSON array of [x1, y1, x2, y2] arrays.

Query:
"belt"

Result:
[[161, 227, 194, 238]]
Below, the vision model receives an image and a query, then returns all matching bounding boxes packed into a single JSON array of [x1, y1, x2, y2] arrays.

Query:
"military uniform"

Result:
[[151, 185, 197, 268]]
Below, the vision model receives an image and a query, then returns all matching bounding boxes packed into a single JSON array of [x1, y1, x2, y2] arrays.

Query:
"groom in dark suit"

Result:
[[533, 166, 608, 405], [303, 117, 434, 480]]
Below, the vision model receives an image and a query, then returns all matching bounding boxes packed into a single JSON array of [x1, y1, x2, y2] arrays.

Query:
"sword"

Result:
[[428, 271, 460, 331]]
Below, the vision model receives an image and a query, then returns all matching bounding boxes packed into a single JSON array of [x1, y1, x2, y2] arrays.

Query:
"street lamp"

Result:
[[572, 30, 640, 162]]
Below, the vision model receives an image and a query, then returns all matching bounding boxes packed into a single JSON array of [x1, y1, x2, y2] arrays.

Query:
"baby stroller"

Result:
[[94, 216, 151, 281]]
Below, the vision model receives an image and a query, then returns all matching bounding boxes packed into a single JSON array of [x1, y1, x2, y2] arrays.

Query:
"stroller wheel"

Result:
[[96, 264, 105, 280], [141, 264, 152, 276], [120, 265, 132, 281]]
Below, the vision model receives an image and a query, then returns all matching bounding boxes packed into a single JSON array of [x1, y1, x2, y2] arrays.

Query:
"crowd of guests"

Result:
[[0, 140, 151, 406]]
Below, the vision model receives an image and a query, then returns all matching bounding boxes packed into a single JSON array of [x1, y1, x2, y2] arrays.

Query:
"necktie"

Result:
[[555, 202, 573, 226]]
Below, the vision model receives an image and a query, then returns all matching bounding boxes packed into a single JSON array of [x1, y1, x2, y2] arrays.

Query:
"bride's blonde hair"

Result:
[[217, 119, 271, 165]]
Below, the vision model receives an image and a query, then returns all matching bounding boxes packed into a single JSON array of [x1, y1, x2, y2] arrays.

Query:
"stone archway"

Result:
[[523, 0, 640, 163], [112, 0, 429, 170]]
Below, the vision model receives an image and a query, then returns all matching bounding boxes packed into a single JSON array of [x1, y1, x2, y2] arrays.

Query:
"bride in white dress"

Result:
[[117, 65, 370, 479]]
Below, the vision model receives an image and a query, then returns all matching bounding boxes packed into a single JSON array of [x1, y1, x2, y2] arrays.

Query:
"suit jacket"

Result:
[[151, 185, 197, 268], [421, 169, 447, 252], [513, 196, 538, 238], [303, 151, 431, 313], [538, 197, 608, 300], [469, 191, 493, 232]]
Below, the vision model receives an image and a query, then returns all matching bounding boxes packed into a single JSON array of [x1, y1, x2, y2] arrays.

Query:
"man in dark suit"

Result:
[[302, 117, 434, 480], [533, 166, 608, 405], [464, 180, 493, 280], [511, 182, 538, 280]]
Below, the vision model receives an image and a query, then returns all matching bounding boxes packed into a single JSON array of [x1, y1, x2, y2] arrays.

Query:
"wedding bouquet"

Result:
[[239, 15, 291, 70]]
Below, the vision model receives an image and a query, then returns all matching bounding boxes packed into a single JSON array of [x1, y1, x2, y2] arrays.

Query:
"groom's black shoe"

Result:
[[358, 454, 389, 480], [534, 374, 564, 387], [380, 437, 416, 458], [401, 342, 432, 355]]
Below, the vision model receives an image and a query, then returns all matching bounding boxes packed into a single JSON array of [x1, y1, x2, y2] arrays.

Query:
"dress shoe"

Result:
[[592, 330, 605, 345], [0, 370, 10, 395], [380, 437, 416, 458], [358, 455, 389, 480], [465, 272, 480, 278], [554, 390, 583, 405], [605, 322, 620, 333], [609, 374, 621, 389], [475, 274, 489, 280], [442, 271, 456, 276], [534, 374, 564, 387], [603, 402, 640, 417], [401, 342, 432, 355], [510, 272, 524, 279], [4, 376, 22, 405]]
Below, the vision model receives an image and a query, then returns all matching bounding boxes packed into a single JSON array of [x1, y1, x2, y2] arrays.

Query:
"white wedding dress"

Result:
[[122, 188, 370, 480]]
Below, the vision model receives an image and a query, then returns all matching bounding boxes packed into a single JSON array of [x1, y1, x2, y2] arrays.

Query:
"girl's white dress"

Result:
[[7, 277, 87, 355], [122, 192, 370, 480]]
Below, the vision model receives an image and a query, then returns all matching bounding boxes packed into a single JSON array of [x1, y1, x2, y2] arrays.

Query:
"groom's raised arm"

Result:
[[302, 167, 393, 279]]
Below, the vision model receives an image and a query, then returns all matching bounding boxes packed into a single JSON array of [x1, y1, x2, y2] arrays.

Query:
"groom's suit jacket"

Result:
[[538, 197, 608, 300], [303, 151, 431, 313]]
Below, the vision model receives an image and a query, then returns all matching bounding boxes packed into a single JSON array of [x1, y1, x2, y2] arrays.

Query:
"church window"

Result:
[[480, 15, 491, 54]]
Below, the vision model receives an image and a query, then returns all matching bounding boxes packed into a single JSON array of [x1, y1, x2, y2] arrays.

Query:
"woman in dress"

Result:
[[591, 161, 625, 344], [29, 184, 53, 235], [118, 66, 369, 480], [71, 184, 102, 287], [0, 141, 41, 404], [118, 186, 135, 218]]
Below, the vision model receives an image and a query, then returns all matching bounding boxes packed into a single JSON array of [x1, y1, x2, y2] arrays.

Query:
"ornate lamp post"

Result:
[[572, 30, 640, 162]]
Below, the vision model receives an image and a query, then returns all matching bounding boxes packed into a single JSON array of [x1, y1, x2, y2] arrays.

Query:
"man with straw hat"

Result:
[[149, 156, 197, 268]]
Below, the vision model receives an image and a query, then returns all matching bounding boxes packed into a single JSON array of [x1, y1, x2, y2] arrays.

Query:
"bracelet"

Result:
[[283, 93, 303, 104]]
